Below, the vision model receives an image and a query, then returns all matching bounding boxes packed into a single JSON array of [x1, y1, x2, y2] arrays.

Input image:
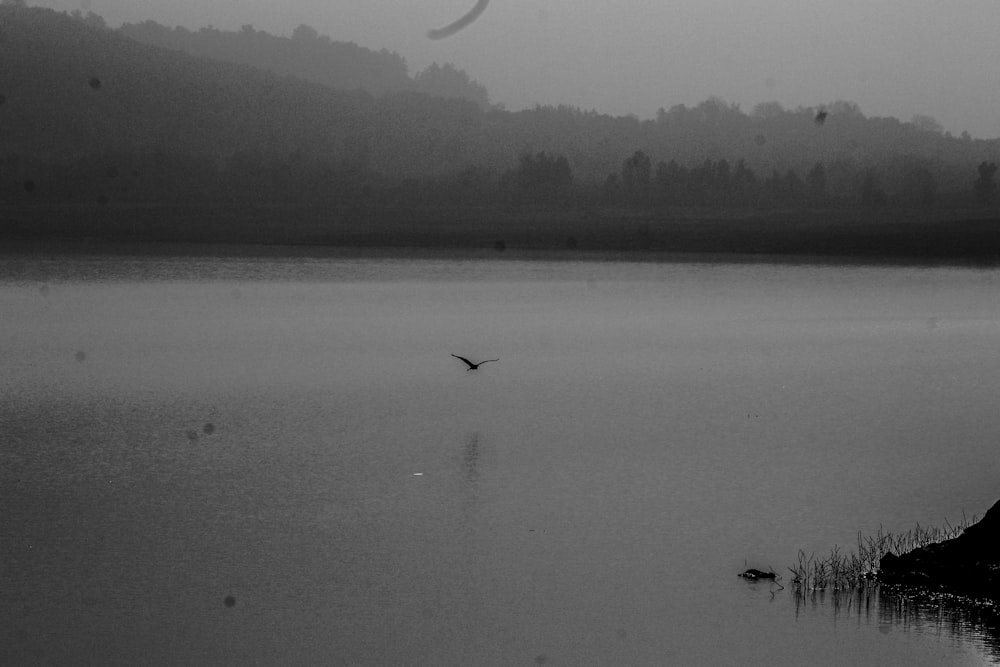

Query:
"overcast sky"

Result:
[[37, 0, 1000, 138]]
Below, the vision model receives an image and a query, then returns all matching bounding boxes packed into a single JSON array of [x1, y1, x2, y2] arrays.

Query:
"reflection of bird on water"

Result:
[[428, 0, 490, 40], [451, 353, 498, 371]]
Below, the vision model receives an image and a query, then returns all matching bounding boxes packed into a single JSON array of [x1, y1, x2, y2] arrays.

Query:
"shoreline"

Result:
[[3, 203, 1000, 266]]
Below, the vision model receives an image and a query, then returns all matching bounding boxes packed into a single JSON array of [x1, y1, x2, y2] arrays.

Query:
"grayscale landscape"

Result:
[[3, 1, 1000, 665]]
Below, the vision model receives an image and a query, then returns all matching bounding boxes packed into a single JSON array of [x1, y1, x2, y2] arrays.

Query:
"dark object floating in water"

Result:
[[203, 422, 215, 435], [814, 109, 828, 126], [88, 76, 101, 90], [738, 568, 777, 580], [451, 353, 499, 371], [224, 595, 236, 608], [428, 0, 490, 39], [23, 180, 36, 193], [494, 239, 506, 252], [0, 93, 6, 105], [186, 429, 199, 441], [74, 350, 86, 363]]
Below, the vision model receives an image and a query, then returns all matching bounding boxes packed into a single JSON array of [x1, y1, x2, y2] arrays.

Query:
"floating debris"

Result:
[[74, 350, 86, 363], [738, 568, 777, 580], [203, 422, 216, 435], [88, 76, 101, 90], [224, 595, 236, 608], [186, 430, 199, 442]]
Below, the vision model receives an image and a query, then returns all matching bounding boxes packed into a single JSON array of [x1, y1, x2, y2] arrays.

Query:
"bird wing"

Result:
[[451, 354, 476, 368], [480, 359, 499, 365]]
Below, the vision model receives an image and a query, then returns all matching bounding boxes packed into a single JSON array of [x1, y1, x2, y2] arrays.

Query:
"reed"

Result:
[[789, 513, 977, 591]]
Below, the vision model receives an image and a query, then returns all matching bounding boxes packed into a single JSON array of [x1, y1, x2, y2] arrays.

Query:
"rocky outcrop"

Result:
[[879, 499, 1000, 601]]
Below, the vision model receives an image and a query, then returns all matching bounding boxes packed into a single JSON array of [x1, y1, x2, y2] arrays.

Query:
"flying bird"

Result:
[[451, 353, 499, 370], [428, 0, 490, 40]]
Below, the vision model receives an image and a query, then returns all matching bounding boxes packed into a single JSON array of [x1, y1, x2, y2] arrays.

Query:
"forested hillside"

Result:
[[117, 20, 490, 109], [2, 4, 1000, 217]]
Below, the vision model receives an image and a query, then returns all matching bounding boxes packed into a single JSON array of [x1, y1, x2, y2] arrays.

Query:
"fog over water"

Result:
[[2, 254, 1000, 665], [33, 0, 1000, 137]]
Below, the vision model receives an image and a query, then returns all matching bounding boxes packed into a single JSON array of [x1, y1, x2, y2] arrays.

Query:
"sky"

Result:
[[35, 0, 1000, 138]]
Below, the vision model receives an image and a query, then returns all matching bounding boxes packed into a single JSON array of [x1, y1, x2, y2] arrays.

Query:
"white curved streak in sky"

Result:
[[427, 0, 490, 40]]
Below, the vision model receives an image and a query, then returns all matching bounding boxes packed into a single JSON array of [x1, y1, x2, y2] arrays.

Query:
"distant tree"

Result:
[[974, 161, 998, 204], [731, 159, 756, 201], [1, 0, 28, 7], [806, 162, 827, 202], [292, 24, 319, 41], [826, 100, 865, 119], [751, 101, 785, 120], [715, 159, 732, 194], [910, 114, 943, 135], [414, 63, 490, 109], [900, 165, 936, 206], [69, 10, 106, 29], [603, 172, 621, 201], [861, 170, 887, 207], [507, 151, 571, 198], [784, 169, 803, 201], [620, 150, 651, 198]]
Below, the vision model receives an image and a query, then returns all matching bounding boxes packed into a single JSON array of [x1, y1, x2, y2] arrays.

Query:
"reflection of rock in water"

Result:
[[879, 587, 1000, 662], [793, 584, 1000, 662], [463, 432, 480, 481]]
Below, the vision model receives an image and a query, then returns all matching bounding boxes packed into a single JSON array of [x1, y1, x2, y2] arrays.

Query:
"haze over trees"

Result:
[[117, 19, 491, 108], [2, 4, 1000, 221]]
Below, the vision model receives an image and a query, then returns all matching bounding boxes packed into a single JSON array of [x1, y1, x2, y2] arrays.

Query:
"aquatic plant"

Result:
[[789, 513, 978, 592]]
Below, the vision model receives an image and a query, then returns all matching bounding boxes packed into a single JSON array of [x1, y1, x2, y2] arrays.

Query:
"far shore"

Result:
[[3, 202, 1000, 265]]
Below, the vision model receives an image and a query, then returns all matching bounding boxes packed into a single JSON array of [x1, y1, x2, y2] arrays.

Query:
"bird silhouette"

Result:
[[451, 354, 499, 371]]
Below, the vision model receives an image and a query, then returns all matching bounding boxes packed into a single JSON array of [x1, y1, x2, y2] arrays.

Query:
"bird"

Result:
[[451, 353, 498, 371]]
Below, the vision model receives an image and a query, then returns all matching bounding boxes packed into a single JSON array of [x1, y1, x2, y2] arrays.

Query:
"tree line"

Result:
[[1, 5, 999, 216], [3, 149, 997, 212]]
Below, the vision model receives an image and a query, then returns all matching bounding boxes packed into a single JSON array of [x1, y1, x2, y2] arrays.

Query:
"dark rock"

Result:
[[738, 568, 777, 580], [879, 498, 1000, 601]]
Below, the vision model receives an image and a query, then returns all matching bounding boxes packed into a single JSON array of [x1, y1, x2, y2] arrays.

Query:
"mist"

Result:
[[31, 0, 1000, 138]]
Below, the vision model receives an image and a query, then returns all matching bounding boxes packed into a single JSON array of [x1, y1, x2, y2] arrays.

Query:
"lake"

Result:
[[2, 249, 999, 666]]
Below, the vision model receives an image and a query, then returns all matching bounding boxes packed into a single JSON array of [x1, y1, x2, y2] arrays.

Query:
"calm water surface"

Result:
[[2, 251, 999, 666]]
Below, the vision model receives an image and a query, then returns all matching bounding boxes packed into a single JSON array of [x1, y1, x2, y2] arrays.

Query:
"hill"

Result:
[[3, 3, 1000, 260], [116, 20, 490, 109]]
